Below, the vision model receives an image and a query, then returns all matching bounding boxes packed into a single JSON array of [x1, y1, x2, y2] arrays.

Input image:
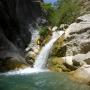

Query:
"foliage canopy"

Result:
[[42, 0, 81, 26]]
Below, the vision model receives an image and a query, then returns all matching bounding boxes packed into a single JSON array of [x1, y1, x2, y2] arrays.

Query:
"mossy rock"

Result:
[[51, 35, 66, 57], [48, 57, 70, 72], [43, 35, 51, 44]]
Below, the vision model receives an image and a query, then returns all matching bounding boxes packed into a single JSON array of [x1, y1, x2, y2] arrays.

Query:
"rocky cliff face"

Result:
[[50, 14, 90, 84], [51, 14, 90, 67], [64, 14, 90, 66], [0, 0, 43, 72]]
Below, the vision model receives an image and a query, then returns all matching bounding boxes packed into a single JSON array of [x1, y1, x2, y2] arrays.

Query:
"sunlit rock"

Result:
[[70, 65, 90, 85], [63, 14, 90, 67], [77, 14, 90, 22], [63, 56, 73, 66], [32, 46, 40, 54], [52, 26, 58, 31], [59, 24, 68, 30]]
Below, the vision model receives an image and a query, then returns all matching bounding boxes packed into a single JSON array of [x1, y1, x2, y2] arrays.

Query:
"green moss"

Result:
[[48, 57, 70, 72], [51, 35, 66, 57]]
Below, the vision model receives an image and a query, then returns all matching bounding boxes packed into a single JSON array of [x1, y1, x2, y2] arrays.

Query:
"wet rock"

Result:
[[25, 45, 40, 66], [0, 57, 28, 72], [26, 51, 36, 59]]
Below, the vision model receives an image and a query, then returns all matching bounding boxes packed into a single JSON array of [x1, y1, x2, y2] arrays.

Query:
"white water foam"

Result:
[[0, 67, 49, 76]]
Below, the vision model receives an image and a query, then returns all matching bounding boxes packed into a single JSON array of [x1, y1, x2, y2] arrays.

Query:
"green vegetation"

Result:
[[38, 26, 51, 45], [42, 0, 81, 26], [39, 0, 81, 40], [39, 26, 49, 37], [41, 3, 59, 26], [57, 0, 81, 25]]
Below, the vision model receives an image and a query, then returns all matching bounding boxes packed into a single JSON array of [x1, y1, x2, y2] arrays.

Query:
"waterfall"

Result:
[[0, 31, 64, 75], [25, 26, 40, 52], [34, 31, 64, 69]]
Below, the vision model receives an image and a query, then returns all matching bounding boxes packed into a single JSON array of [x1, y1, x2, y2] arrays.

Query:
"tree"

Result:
[[42, 0, 81, 26], [41, 3, 59, 26]]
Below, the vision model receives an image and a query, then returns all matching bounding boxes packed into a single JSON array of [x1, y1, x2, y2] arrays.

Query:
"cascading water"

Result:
[[34, 31, 64, 69], [25, 27, 40, 52], [1, 31, 64, 75]]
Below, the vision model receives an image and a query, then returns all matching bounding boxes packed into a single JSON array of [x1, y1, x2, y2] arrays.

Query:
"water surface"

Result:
[[0, 72, 90, 90]]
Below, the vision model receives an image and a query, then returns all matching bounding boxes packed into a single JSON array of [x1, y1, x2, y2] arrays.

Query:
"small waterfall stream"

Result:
[[34, 31, 64, 69], [1, 31, 64, 75]]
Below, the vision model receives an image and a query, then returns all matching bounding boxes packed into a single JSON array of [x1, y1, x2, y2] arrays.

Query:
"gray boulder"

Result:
[[63, 14, 90, 66]]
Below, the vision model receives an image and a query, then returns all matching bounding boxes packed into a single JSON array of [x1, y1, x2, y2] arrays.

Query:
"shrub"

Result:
[[41, 3, 59, 26], [42, 0, 81, 26], [57, 0, 81, 25], [39, 26, 49, 37]]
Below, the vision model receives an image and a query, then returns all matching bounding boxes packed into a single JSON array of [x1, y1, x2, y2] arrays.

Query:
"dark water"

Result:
[[0, 72, 90, 90]]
